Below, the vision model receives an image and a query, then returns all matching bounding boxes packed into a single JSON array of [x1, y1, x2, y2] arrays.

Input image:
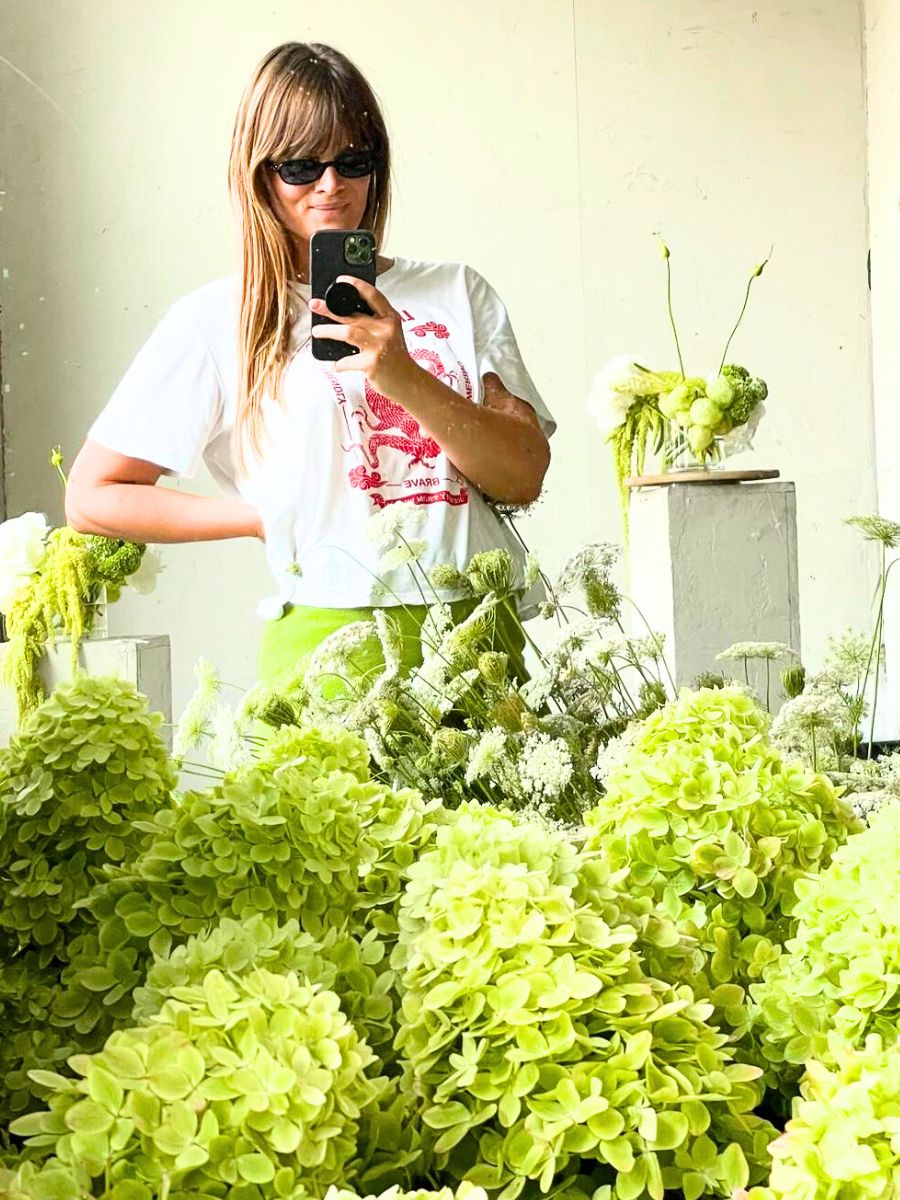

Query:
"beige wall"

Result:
[[0, 0, 879, 715]]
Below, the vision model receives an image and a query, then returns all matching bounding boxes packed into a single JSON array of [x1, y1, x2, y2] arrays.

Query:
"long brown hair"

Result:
[[227, 43, 392, 466]]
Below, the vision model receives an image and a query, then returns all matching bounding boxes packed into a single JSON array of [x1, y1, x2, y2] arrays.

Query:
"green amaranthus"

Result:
[[1, 527, 144, 720], [1, 449, 146, 721]]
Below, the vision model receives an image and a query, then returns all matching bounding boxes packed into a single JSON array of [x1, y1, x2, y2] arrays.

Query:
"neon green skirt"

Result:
[[257, 599, 526, 689]]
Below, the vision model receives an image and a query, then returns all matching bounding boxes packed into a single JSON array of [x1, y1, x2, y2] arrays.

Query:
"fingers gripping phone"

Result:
[[310, 229, 377, 361]]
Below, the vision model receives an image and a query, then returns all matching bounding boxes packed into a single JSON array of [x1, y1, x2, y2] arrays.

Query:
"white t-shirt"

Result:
[[89, 257, 556, 618]]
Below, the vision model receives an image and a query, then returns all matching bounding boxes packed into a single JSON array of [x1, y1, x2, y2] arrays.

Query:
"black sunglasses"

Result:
[[266, 148, 377, 186]]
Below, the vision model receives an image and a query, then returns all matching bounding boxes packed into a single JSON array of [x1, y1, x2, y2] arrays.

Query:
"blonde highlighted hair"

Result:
[[227, 43, 391, 467]]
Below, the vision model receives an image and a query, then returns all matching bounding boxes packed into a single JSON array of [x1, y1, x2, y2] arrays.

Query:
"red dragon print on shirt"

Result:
[[331, 343, 474, 510]]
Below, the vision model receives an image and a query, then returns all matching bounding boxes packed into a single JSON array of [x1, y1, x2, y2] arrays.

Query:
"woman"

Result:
[[65, 42, 554, 685]]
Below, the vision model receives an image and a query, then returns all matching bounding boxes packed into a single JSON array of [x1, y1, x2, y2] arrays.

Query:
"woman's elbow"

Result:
[[521, 439, 551, 504], [64, 484, 98, 534]]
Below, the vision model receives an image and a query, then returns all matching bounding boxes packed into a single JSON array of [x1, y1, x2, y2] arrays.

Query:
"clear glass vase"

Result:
[[663, 429, 727, 474], [84, 584, 109, 640]]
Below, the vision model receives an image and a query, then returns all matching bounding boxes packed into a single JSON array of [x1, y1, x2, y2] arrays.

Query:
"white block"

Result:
[[0, 635, 172, 747], [628, 481, 800, 708]]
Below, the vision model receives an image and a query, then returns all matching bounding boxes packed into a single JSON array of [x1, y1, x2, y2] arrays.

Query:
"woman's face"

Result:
[[265, 141, 371, 256]]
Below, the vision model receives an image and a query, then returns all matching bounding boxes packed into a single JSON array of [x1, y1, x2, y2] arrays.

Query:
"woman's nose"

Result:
[[317, 165, 343, 191]]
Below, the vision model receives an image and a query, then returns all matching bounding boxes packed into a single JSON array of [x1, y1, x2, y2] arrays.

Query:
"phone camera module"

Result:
[[344, 233, 374, 266]]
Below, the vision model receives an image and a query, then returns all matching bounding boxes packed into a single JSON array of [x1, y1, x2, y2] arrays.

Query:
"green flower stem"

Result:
[[600, 657, 640, 715], [664, 253, 686, 378], [859, 550, 898, 758], [614, 615, 663, 693], [500, 512, 566, 625], [622, 594, 677, 692], [316, 539, 468, 689], [398, 535, 433, 611], [180, 761, 227, 780], [765, 659, 771, 712], [717, 252, 770, 375]]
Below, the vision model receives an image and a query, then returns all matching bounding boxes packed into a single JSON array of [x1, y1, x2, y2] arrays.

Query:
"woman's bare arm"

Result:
[[65, 439, 263, 543]]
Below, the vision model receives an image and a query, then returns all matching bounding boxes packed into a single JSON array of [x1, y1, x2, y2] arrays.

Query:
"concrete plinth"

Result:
[[628, 481, 800, 707], [0, 635, 172, 747]]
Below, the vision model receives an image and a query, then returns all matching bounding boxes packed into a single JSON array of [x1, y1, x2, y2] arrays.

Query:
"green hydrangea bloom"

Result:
[[396, 802, 772, 1199], [0, 677, 176, 1121], [752, 800, 900, 1075], [741, 1035, 900, 1200], [9, 969, 385, 1194], [583, 687, 860, 1039]]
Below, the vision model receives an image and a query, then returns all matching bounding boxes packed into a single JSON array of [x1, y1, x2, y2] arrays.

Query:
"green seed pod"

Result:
[[781, 664, 807, 699], [431, 727, 468, 765], [478, 651, 508, 687]]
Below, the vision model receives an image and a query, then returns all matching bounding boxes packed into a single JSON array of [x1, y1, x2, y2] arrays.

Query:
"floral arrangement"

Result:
[[588, 241, 770, 520], [0, 450, 160, 720], [0, 664, 876, 1200], [2, 508, 900, 1200]]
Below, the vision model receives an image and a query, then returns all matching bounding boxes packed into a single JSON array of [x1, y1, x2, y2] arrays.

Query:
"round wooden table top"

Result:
[[624, 468, 780, 488]]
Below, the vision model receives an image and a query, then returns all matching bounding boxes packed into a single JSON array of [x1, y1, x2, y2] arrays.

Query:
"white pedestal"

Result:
[[628, 481, 800, 707], [0, 635, 172, 747]]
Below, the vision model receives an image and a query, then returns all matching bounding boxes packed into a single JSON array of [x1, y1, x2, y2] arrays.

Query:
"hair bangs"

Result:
[[268, 72, 381, 164]]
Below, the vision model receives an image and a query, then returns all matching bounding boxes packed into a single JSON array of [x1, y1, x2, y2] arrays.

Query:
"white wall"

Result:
[[864, 0, 900, 738], [0, 0, 880, 717]]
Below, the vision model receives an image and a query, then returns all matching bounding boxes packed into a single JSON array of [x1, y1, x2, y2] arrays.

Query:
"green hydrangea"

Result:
[[133, 914, 397, 1069], [741, 1035, 900, 1200], [752, 800, 900, 1074], [582, 688, 860, 1034], [89, 724, 432, 957], [9, 968, 385, 1194], [396, 802, 772, 1200], [0, 677, 176, 1119], [326, 1183, 490, 1200]]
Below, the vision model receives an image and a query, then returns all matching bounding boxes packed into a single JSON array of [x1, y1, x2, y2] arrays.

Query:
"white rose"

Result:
[[587, 382, 633, 436], [0, 511, 50, 615], [586, 355, 655, 437], [598, 354, 657, 396], [127, 546, 163, 595]]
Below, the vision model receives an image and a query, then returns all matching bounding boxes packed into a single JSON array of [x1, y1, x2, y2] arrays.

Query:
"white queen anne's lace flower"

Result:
[[366, 504, 427, 549], [717, 641, 796, 662], [465, 727, 509, 785], [378, 539, 428, 573], [519, 732, 574, 802], [172, 657, 222, 760], [208, 704, 251, 773], [591, 723, 641, 785], [373, 608, 405, 676]]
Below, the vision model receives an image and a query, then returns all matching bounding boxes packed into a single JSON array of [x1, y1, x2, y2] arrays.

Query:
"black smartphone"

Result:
[[310, 228, 377, 361]]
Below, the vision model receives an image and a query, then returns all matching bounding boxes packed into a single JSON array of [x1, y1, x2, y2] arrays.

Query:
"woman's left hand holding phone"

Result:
[[309, 276, 415, 399]]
